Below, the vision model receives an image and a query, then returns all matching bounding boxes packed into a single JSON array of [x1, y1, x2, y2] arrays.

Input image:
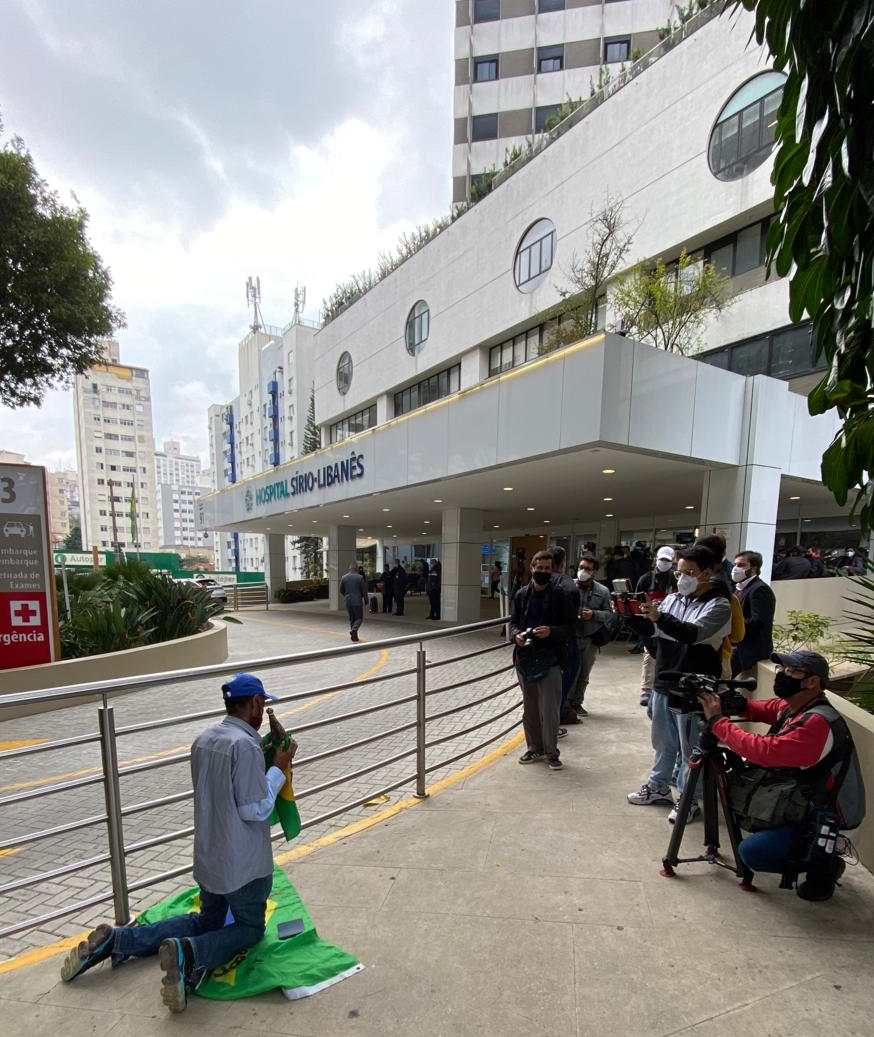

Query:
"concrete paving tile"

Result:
[[105, 1008, 316, 1037], [0, 997, 120, 1037], [286, 862, 399, 910], [384, 863, 653, 929]]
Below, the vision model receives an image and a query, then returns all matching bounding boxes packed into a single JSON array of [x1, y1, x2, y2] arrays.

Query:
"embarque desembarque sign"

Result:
[[0, 463, 58, 670]]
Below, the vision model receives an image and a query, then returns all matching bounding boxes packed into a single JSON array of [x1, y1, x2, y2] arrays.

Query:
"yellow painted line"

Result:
[[0, 740, 46, 752], [0, 645, 390, 795], [0, 847, 21, 857], [274, 729, 525, 866], [0, 726, 522, 973]]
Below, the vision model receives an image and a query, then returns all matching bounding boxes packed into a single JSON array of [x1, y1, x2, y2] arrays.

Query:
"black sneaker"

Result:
[[547, 756, 563, 771], [556, 727, 568, 740], [797, 857, 846, 902], [60, 924, 115, 982], [519, 750, 545, 764], [159, 937, 196, 1014]]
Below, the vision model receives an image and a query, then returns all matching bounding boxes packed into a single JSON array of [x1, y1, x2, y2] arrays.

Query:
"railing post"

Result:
[[98, 705, 130, 926], [415, 642, 428, 799]]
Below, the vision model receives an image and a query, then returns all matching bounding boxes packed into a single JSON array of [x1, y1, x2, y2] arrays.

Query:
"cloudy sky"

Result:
[[0, 0, 453, 471]]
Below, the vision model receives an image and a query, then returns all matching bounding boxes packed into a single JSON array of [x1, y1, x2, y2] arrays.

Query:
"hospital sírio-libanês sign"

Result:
[[246, 452, 365, 513]]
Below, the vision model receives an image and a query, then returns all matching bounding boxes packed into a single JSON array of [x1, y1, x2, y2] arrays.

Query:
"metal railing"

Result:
[[227, 582, 270, 610], [0, 616, 517, 943]]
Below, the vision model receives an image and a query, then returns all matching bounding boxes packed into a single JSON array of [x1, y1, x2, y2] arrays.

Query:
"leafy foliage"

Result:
[[835, 563, 874, 671], [61, 522, 82, 551], [772, 609, 832, 653], [302, 385, 321, 454], [0, 125, 124, 408], [731, 0, 874, 534], [59, 588, 157, 659], [289, 384, 325, 580], [612, 250, 731, 355]]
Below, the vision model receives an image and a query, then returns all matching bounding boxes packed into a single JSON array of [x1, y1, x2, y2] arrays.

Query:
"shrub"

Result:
[[772, 610, 832, 653]]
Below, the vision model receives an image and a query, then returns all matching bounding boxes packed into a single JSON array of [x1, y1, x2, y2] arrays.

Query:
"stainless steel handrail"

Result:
[[0, 615, 517, 944]]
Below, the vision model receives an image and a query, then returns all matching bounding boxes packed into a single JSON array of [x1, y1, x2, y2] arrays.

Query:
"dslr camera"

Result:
[[519, 627, 537, 648], [661, 670, 756, 716]]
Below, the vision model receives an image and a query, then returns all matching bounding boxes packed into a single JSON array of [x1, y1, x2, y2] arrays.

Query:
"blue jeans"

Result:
[[647, 690, 702, 802], [560, 637, 581, 711], [738, 826, 800, 873], [113, 873, 272, 972]]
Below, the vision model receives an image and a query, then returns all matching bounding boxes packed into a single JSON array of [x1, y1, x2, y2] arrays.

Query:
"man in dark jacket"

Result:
[[380, 565, 394, 614], [730, 550, 776, 676], [339, 563, 368, 642], [391, 560, 408, 615], [427, 559, 441, 619], [550, 546, 582, 725], [509, 550, 576, 771]]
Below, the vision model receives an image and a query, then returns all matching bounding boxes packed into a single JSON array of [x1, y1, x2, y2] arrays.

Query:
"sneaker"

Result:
[[560, 709, 581, 725], [556, 727, 568, 740], [547, 756, 563, 771], [158, 937, 194, 1014], [519, 750, 545, 764], [627, 783, 673, 806], [60, 924, 115, 982], [576, 707, 589, 718], [797, 857, 846, 902], [668, 803, 701, 824], [639, 692, 651, 707]]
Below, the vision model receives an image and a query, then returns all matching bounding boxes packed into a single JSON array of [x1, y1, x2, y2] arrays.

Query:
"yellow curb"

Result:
[[0, 727, 523, 974]]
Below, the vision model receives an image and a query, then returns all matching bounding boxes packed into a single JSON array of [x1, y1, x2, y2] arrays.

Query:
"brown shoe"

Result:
[[561, 709, 581, 725], [576, 707, 589, 718]]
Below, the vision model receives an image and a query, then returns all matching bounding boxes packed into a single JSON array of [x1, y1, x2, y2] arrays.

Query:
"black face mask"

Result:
[[774, 671, 805, 699], [532, 571, 551, 587]]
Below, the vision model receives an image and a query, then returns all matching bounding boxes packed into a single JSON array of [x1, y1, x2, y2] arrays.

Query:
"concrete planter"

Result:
[[0, 621, 228, 705]]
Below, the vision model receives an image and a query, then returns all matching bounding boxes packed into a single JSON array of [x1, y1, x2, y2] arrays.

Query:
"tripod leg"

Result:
[[701, 760, 720, 854], [661, 750, 703, 876], [714, 769, 755, 891]]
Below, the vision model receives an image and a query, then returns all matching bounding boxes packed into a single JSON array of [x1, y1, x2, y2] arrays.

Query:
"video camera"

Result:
[[660, 670, 756, 717], [519, 627, 537, 648]]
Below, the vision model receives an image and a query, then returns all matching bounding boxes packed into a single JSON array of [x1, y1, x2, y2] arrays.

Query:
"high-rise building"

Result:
[[46, 470, 80, 546], [453, 0, 673, 204], [73, 340, 159, 553], [205, 317, 316, 575], [154, 440, 204, 549]]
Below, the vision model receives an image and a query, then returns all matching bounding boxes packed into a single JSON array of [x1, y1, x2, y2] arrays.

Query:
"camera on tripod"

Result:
[[660, 671, 756, 716]]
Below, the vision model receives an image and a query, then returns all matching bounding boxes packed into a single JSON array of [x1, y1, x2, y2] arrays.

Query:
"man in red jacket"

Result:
[[700, 650, 861, 901]]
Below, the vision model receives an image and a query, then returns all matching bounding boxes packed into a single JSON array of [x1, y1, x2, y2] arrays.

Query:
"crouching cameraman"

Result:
[[699, 650, 865, 901]]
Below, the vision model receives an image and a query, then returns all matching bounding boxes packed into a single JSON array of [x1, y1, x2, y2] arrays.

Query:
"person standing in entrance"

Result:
[[392, 559, 408, 616], [380, 564, 394, 613], [490, 560, 503, 599], [427, 559, 441, 619], [340, 562, 367, 642]]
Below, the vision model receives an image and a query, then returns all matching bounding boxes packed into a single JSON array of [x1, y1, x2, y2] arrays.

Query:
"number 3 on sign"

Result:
[[0, 477, 15, 504]]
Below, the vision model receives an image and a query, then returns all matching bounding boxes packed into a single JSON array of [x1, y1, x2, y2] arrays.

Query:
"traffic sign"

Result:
[[0, 463, 58, 670]]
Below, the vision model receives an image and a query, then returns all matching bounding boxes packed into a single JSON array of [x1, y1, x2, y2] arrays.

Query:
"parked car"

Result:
[[177, 576, 228, 607]]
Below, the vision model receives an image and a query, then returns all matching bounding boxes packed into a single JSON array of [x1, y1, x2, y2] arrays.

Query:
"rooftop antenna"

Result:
[[246, 276, 263, 333], [293, 284, 307, 324]]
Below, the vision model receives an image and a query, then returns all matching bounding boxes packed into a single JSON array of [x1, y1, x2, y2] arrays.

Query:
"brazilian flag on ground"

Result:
[[136, 866, 362, 1000], [263, 734, 301, 840]]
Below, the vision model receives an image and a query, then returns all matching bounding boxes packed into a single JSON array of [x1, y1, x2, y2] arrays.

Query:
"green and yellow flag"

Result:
[[262, 733, 301, 840]]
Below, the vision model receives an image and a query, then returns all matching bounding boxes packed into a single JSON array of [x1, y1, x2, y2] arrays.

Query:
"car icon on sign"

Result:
[[2, 521, 27, 538]]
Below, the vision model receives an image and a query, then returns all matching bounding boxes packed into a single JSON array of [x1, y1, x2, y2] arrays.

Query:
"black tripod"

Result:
[[661, 723, 756, 891]]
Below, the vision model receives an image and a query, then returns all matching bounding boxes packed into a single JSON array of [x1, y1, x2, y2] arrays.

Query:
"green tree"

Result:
[[730, 0, 874, 534], [302, 384, 321, 453], [290, 384, 324, 579], [61, 522, 82, 551], [0, 125, 124, 408], [547, 197, 634, 349], [612, 250, 731, 356]]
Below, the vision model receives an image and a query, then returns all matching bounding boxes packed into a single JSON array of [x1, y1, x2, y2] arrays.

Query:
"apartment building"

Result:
[[46, 470, 80, 546], [73, 340, 159, 553], [154, 440, 204, 549], [453, 0, 674, 203]]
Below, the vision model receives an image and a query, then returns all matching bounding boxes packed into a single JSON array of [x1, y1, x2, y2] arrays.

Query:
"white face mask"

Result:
[[676, 572, 700, 596], [577, 569, 593, 582], [731, 565, 749, 584], [655, 558, 673, 572]]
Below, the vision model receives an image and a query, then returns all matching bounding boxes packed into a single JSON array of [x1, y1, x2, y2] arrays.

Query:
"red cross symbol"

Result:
[[10, 601, 40, 626]]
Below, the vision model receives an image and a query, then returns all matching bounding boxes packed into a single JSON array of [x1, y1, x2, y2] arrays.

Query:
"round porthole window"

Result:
[[708, 71, 786, 182], [513, 218, 556, 294], [336, 351, 353, 395], [405, 300, 430, 356]]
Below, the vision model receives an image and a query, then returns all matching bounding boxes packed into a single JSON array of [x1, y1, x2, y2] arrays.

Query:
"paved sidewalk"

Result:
[[2, 644, 873, 1036]]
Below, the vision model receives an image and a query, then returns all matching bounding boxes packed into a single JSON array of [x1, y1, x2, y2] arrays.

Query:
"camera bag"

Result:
[[728, 766, 811, 831]]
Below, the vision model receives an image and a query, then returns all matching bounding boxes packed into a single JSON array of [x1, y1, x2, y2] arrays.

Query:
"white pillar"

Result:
[[441, 507, 483, 623], [264, 534, 288, 600], [700, 465, 781, 581], [328, 524, 357, 611]]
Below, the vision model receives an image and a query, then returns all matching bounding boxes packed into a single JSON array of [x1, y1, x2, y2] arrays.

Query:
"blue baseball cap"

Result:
[[221, 672, 277, 701]]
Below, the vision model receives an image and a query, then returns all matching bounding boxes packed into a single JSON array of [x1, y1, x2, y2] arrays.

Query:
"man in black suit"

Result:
[[730, 550, 776, 676]]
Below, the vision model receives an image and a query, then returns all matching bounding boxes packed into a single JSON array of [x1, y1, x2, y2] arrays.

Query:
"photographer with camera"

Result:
[[509, 550, 576, 771], [625, 545, 732, 821], [700, 650, 865, 901], [568, 554, 614, 719]]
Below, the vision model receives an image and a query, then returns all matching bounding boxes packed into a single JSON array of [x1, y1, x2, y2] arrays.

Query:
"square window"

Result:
[[474, 56, 498, 82], [604, 37, 630, 63], [730, 338, 770, 376], [770, 325, 815, 379], [471, 113, 499, 141], [473, 0, 500, 22], [538, 45, 563, 73], [538, 0, 565, 10], [535, 104, 561, 132]]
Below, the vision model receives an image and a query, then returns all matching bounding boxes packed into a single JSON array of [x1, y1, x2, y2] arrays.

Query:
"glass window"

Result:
[[489, 345, 501, 376], [471, 113, 499, 141], [526, 327, 541, 360], [405, 300, 430, 356], [537, 45, 563, 73], [604, 37, 630, 63], [709, 241, 734, 279], [734, 224, 762, 276], [474, 56, 498, 82], [336, 351, 353, 395], [535, 104, 561, 133], [702, 349, 730, 370], [769, 325, 815, 379], [538, 0, 564, 10], [514, 218, 556, 293], [473, 0, 500, 24], [730, 338, 770, 375], [394, 365, 461, 416], [709, 72, 786, 181]]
